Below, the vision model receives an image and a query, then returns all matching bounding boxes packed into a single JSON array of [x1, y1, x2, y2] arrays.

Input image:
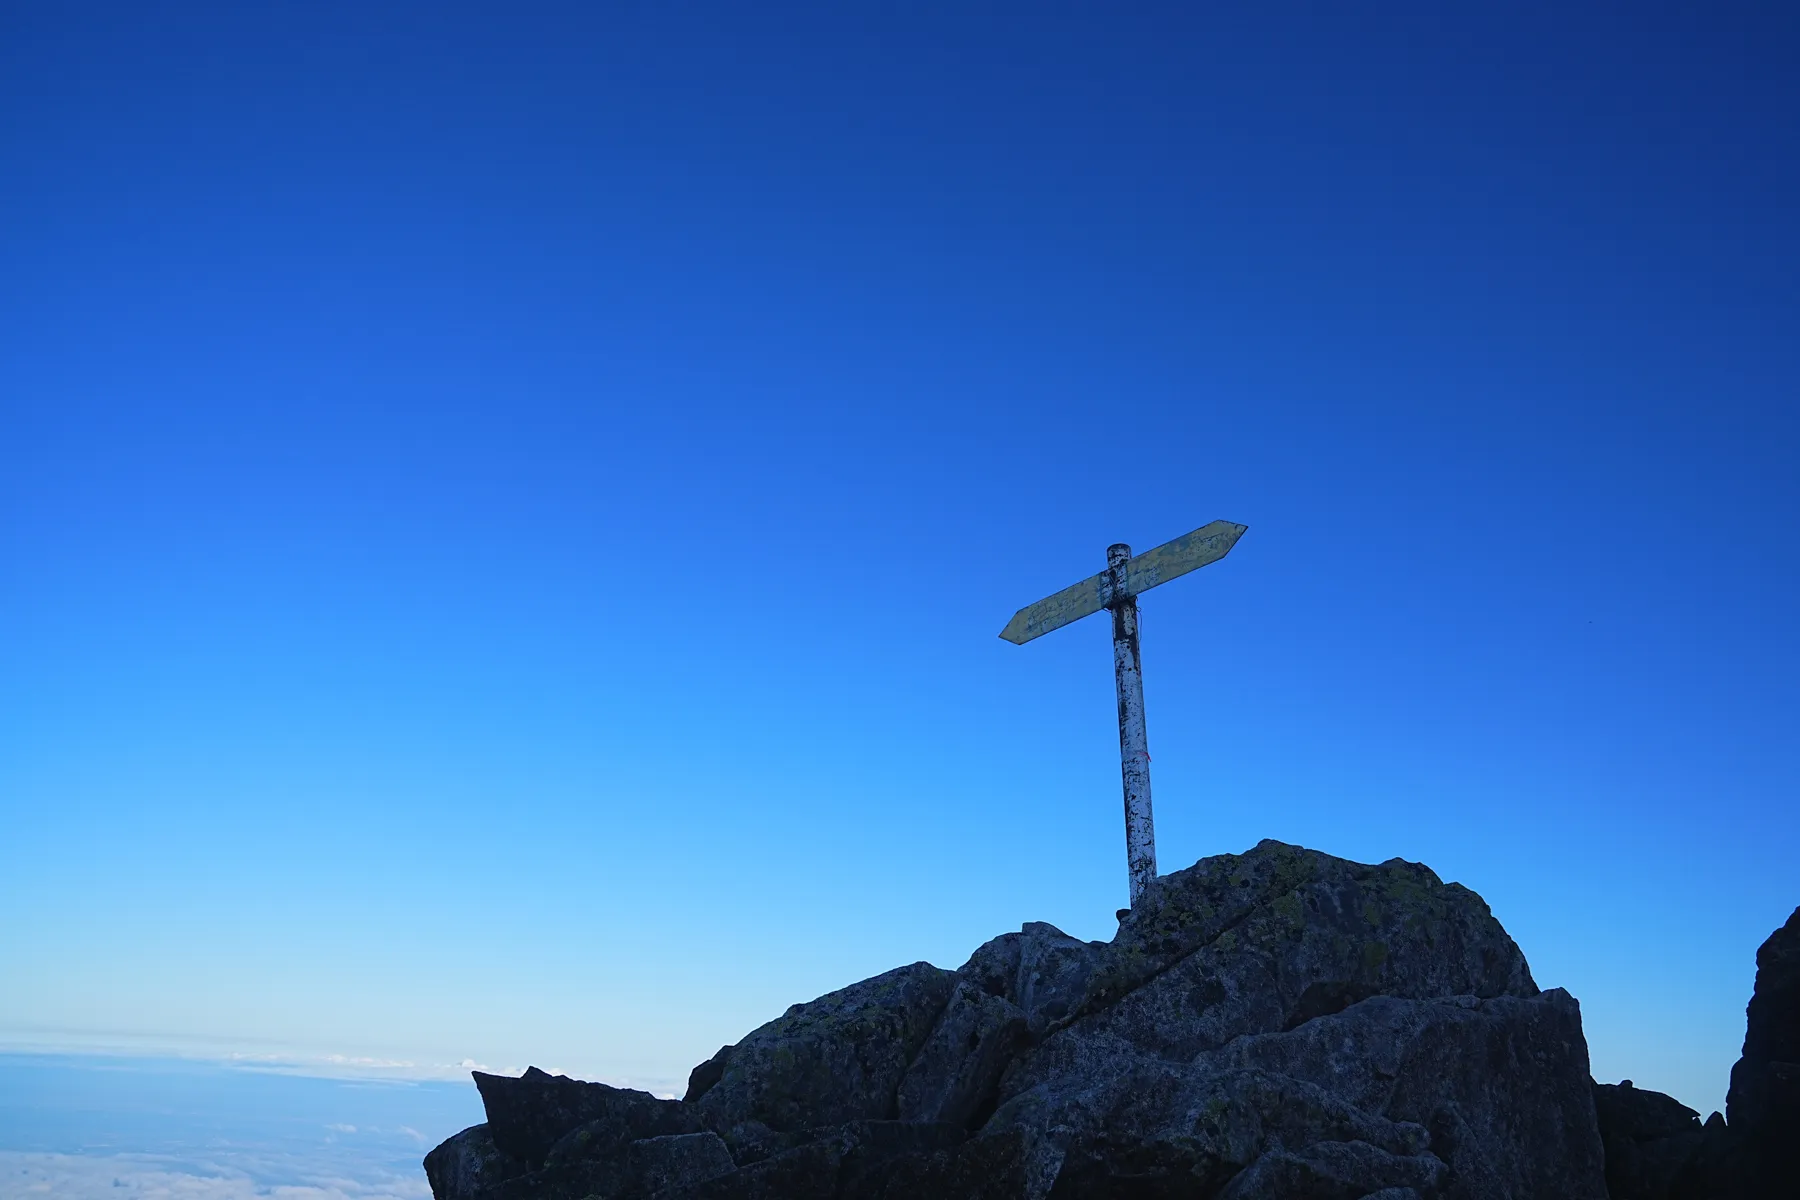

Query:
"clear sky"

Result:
[[3, 1, 1795, 1117]]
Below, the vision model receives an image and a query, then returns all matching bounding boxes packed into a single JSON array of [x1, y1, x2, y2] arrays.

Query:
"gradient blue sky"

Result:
[[3, 2, 1796, 1117]]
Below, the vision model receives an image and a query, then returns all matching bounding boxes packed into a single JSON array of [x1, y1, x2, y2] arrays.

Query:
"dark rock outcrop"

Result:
[[423, 1125, 527, 1199], [525, 1130, 734, 1198], [691, 961, 957, 1134], [894, 978, 1029, 1129], [425, 839, 1619, 1199], [474, 1065, 704, 1163], [1727, 906, 1800, 1195], [1591, 1080, 1711, 1199], [1198, 991, 1599, 1198], [1586, 905, 1800, 1200]]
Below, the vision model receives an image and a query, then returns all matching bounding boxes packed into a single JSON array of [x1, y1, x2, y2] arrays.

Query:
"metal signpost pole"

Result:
[[1106, 543, 1157, 905], [1000, 520, 1247, 909]]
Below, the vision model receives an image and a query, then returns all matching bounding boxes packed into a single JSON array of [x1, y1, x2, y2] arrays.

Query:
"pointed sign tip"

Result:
[[1206, 520, 1248, 548]]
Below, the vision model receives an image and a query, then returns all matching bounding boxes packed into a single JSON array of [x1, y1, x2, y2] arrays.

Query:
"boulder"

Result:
[[1007, 842, 1538, 1081], [471, 1131, 736, 1200], [422, 1125, 526, 1200], [656, 1120, 967, 1200], [958, 920, 1109, 1038], [424, 840, 1622, 1200], [1197, 991, 1603, 1199], [473, 1066, 701, 1166], [973, 842, 1584, 1200], [618, 1132, 735, 1190], [682, 1043, 733, 1102], [986, 1060, 1447, 1199], [895, 979, 1028, 1129], [1591, 1080, 1709, 1200], [1214, 1139, 1448, 1200], [690, 960, 956, 1133]]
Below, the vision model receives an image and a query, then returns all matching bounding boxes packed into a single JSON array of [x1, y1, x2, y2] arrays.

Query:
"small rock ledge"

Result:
[[422, 840, 1790, 1199]]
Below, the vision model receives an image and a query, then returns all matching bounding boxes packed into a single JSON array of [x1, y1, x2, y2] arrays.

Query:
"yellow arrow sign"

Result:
[[999, 520, 1247, 645]]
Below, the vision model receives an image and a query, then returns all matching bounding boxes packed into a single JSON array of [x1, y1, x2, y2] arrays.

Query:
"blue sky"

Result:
[[2, 0, 1796, 1122]]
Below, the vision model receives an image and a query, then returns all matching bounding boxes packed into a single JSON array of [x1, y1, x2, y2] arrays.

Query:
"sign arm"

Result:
[[999, 519, 1247, 908], [999, 571, 1110, 645]]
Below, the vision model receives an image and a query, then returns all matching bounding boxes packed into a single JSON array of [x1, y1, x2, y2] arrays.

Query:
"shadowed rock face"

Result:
[[1591, 1080, 1710, 1200], [691, 961, 958, 1134], [425, 839, 1613, 1200], [1580, 907, 1800, 1200], [423, 1126, 526, 1199], [1727, 905, 1800, 1191], [473, 1067, 703, 1165]]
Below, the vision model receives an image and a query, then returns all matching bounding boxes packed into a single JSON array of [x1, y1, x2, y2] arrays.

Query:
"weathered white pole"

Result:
[[1106, 543, 1157, 905]]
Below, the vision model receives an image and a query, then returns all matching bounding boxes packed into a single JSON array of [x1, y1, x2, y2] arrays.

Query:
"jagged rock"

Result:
[[1000, 842, 1538, 1089], [424, 839, 1624, 1200], [1596, 1079, 1707, 1144], [690, 961, 956, 1133], [623, 1132, 735, 1190], [1591, 1080, 1709, 1200], [476, 1131, 735, 1200], [971, 842, 1583, 1200], [675, 1134, 843, 1199], [682, 1043, 733, 1102], [1587, 906, 1800, 1200], [1681, 1111, 1748, 1199], [578, 1131, 735, 1194], [543, 1111, 709, 1168], [1215, 1139, 1447, 1200], [964, 845, 1598, 1198], [653, 1120, 966, 1200], [895, 979, 1028, 1128], [422, 1125, 527, 1200], [827, 1125, 1034, 1200], [824, 1121, 970, 1198], [959, 920, 1109, 1037], [474, 1066, 701, 1166], [1726, 905, 1800, 1195], [990, 1059, 1448, 1198], [1197, 992, 1603, 1198]]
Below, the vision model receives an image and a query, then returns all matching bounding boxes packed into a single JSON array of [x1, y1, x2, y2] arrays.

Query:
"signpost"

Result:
[[1001, 520, 1248, 907]]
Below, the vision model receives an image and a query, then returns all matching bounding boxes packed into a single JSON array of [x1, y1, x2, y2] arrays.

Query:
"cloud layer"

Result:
[[0, 1151, 430, 1200]]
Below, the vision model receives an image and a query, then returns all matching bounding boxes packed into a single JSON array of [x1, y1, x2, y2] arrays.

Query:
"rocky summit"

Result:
[[421, 840, 1778, 1199]]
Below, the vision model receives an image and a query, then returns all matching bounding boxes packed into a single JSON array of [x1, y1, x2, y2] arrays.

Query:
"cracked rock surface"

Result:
[[425, 839, 1612, 1200]]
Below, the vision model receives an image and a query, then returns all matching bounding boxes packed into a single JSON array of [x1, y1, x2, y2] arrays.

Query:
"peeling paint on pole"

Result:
[[1107, 543, 1157, 904], [1000, 520, 1247, 908]]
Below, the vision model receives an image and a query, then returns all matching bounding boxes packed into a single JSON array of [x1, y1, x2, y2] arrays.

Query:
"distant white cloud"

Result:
[[0, 1028, 688, 1104], [223, 1051, 490, 1083], [0, 1152, 430, 1200]]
